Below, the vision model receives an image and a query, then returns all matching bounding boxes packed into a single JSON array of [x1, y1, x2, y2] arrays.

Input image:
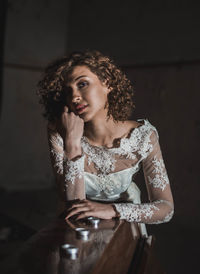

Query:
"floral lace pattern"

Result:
[[81, 120, 157, 175], [78, 120, 158, 196], [148, 209, 174, 224], [113, 202, 160, 222], [92, 163, 140, 196], [113, 199, 173, 223], [50, 149, 63, 174], [81, 139, 116, 174], [96, 174, 121, 195], [63, 155, 85, 185], [47, 119, 174, 225], [49, 131, 63, 147], [147, 156, 170, 191]]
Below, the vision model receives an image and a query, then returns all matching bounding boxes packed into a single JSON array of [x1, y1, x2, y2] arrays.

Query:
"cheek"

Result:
[[85, 86, 108, 107], [94, 88, 108, 102]]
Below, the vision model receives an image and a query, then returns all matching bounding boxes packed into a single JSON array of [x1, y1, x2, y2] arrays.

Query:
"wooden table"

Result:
[[19, 217, 165, 274]]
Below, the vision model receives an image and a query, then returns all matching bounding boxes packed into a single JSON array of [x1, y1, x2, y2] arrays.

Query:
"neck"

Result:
[[84, 116, 122, 146]]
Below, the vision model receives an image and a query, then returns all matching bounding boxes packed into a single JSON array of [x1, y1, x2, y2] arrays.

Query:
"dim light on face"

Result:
[[64, 65, 111, 122]]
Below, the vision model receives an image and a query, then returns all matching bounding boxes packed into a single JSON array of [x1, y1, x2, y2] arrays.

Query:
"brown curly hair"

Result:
[[37, 50, 135, 123]]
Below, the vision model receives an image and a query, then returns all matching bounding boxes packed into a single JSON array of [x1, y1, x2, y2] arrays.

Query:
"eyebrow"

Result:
[[66, 75, 88, 87], [74, 75, 87, 82]]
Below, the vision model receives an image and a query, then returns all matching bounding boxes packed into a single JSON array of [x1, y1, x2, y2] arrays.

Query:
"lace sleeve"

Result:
[[113, 128, 174, 224], [47, 124, 86, 201]]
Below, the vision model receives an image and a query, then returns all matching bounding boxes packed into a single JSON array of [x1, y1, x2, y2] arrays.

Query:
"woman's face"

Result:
[[64, 66, 110, 122]]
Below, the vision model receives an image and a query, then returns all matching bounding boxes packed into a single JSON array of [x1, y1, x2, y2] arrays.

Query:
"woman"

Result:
[[37, 50, 174, 236]]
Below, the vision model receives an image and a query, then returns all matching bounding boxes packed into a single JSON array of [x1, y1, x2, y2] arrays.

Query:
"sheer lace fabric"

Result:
[[47, 119, 174, 225]]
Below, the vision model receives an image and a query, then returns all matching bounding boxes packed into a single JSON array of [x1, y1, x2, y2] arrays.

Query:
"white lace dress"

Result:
[[47, 119, 174, 236]]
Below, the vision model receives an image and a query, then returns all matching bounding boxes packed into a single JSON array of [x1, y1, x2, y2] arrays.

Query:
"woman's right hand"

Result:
[[59, 106, 84, 159], [61, 106, 84, 142]]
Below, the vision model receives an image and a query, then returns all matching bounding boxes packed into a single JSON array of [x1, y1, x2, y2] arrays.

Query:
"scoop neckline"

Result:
[[81, 119, 148, 150]]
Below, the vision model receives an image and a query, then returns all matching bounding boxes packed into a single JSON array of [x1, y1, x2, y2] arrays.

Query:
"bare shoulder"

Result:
[[117, 120, 143, 138], [126, 120, 143, 130]]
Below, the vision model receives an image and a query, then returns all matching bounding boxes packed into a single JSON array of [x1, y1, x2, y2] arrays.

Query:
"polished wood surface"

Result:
[[128, 235, 166, 274], [20, 218, 124, 274], [19, 217, 165, 274], [91, 221, 140, 274]]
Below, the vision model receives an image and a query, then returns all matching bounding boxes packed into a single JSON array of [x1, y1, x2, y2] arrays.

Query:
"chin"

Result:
[[79, 113, 91, 122], [79, 108, 104, 123]]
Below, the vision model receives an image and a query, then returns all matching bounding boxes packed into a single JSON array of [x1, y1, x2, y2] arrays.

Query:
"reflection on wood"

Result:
[[19, 218, 165, 274], [91, 222, 140, 274], [128, 235, 166, 274]]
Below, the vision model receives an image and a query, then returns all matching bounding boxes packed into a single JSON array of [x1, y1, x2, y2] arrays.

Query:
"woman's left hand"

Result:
[[65, 199, 117, 221]]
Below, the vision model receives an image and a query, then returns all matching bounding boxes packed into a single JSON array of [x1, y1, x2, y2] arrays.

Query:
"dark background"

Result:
[[0, 0, 199, 273]]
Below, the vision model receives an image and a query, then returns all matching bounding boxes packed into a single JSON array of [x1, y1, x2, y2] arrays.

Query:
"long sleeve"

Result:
[[113, 129, 174, 224], [47, 124, 86, 204]]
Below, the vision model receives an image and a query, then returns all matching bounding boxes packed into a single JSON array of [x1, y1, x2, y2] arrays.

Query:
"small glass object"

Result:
[[61, 244, 78, 260], [87, 217, 100, 228], [75, 228, 90, 241]]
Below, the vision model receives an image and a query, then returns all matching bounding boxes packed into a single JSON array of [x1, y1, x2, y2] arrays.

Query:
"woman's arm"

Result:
[[47, 120, 86, 203], [113, 129, 174, 224]]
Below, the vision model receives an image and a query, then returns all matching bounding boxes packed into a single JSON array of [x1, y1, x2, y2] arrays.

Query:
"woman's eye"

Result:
[[77, 81, 88, 89]]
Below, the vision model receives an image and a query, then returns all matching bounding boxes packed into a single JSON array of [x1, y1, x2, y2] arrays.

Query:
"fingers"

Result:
[[64, 201, 115, 221], [65, 206, 91, 219], [75, 211, 92, 220], [67, 203, 86, 212], [65, 200, 94, 220], [68, 199, 88, 210], [64, 106, 69, 113], [62, 108, 77, 119], [66, 199, 81, 209], [65, 218, 76, 229]]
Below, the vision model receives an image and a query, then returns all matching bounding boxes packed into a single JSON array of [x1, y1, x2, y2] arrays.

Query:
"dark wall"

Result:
[[0, 0, 69, 190], [126, 63, 200, 226], [68, 0, 200, 65], [0, 0, 7, 117]]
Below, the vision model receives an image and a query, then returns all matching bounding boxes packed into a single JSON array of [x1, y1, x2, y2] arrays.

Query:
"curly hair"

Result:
[[37, 50, 135, 123]]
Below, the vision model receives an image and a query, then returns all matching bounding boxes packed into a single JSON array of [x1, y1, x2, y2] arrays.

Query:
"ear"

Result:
[[102, 85, 112, 95], [102, 81, 112, 94], [107, 86, 113, 93]]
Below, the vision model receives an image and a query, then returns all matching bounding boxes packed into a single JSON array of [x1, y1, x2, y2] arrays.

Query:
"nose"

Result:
[[71, 88, 82, 104], [72, 94, 81, 104]]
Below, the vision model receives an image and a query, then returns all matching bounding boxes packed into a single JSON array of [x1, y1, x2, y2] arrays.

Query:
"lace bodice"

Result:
[[47, 119, 174, 226]]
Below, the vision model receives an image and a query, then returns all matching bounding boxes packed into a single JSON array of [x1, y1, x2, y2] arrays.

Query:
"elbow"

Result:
[[151, 199, 174, 224], [163, 200, 174, 223], [152, 208, 174, 225], [162, 199, 174, 223], [163, 207, 174, 223]]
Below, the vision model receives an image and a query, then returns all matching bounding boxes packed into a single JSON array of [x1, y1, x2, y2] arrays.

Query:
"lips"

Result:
[[75, 104, 88, 113]]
